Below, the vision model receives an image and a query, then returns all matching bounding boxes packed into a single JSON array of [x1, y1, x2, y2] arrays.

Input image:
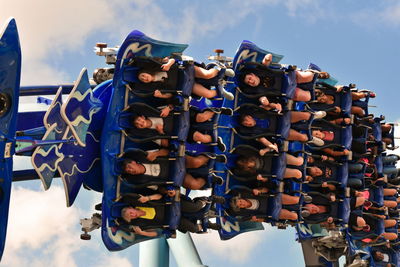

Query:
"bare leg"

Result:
[[293, 88, 311, 102], [183, 174, 206, 190], [384, 188, 397, 196], [330, 118, 351, 125], [351, 92, 368, 101], [351, 106, 365, 117], [355, 197, 365, 207], [192, 83, 217, 99], [384, 200, 397, 208], [286, 154, 304, 166], [192, 131, 212, 143], [384, 219, 397, 228], [291, 111, 311, 123], [282, 194, 300, 205], [284, 168, 302, 179], [381, 124, 392, 133], [185, 155, 209, 169], [194, 66, 218, 79], [296, 71, 314, 83], [382, 232, 398, 240], [196, 110, 215, 123], [279, 209, 298, 220], [288, 129, 308, 142]]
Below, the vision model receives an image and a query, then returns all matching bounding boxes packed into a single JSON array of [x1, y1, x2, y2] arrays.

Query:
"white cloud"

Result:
[[352, 2, 400, 29], [380, 3, 400, 26], [1, 0, 323, 85], [1, 185, 85, 267], [1, 185, 132, 267], [97, 255, 134, 267], [192, 225, 273, 263], [1, 0, 114, 84]]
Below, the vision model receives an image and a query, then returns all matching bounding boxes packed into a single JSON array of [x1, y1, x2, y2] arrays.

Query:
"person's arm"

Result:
[[259, 96, 270, 106], [256, 174, 268, 183], [261, 54, 272, 66], [322, 148, 349, 157], [155, 124, 165, 134], [259, 96, 281, 112], [366, 213, 386, 220], [138, 194, 163, 203], [161, 57, 175, 71], [252, 187, 268, 196], [257, 137, 278, 154], [146, 149, 169, 161], [154, 90, 173, 99], [132, 226, 158, 237], [250, 215, 266, 222], [334, 85, 343, 92], [329, 117, 351, 125], [159, 104, 174, 117], [322, 182, 336, 191], [160, 139, 169, 147]]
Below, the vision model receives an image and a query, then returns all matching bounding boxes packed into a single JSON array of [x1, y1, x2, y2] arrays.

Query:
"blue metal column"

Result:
[[167, 232, 207, 267], [139, 237, 169, 267]]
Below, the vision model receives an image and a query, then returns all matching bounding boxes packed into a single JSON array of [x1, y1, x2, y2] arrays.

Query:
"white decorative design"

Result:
[[236, 49, 258, 64], [35, 145, 65, 173], [68, 89, 98, 127], [106, 220, 136, 244], [120, 42, 152, 67]]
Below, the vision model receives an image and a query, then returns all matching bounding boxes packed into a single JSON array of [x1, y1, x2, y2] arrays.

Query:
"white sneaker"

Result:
[[224, 68, 235, 77], [314, 111, 327, 119], [308, 136, 324, 146], [222, 89, 234, 100]]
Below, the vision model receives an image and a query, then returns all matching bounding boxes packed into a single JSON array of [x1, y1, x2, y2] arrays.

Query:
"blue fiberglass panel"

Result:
[[0, 18, 21, 261]]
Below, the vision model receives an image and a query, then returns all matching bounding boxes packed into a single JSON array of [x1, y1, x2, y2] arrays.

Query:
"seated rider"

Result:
[[118, 191, 220, 236], [229, 191, 300, 221], [131, 104, 227, 149], [301, 192, 338, 224], [131, 56, 234, 100], [349, 211, 398, 241], [238, 54, 329, 101], [233, 152, 305, 180], [122, 148, 226, 190], [238, 102, 326, 146], [314, 88, 373, 117]]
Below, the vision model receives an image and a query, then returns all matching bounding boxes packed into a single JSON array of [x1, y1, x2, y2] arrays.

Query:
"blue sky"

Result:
[[1, 1, 400, 266]]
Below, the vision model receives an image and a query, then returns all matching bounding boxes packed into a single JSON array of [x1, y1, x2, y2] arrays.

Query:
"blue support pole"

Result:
[[139, 237, 169, 267], [167, 232, 207, 267]]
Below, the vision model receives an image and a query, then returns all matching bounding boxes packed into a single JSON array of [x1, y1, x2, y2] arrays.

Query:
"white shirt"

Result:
[[148, 117, 163, 129], [382, 253, 389, 262], [153, 71, 168, 82], [246, 199, 260, 210], [142, 163, 161, 176]]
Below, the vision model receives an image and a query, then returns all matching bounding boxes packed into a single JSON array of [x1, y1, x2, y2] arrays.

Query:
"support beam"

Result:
[[167, 232, 207, 267], [139, 238, 169, 267]]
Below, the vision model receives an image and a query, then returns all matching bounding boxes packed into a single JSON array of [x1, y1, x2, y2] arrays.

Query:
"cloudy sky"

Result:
[[1, 1, 400, 266]]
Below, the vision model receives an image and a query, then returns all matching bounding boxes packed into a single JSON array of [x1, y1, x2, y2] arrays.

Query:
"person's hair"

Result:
[[122, 159, 134, 173], [236, 156, 257, 174], [236, 69, 252, 87], [230, 196, 241, 213], [137, 69, 156, 82], [132, 115, 146, 128], [372, 251, 384, 262], [121, 207, 132, 222], [307, 166, 326, 178], [315, 89, 324, 98], [238, 114, 253, 127]]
